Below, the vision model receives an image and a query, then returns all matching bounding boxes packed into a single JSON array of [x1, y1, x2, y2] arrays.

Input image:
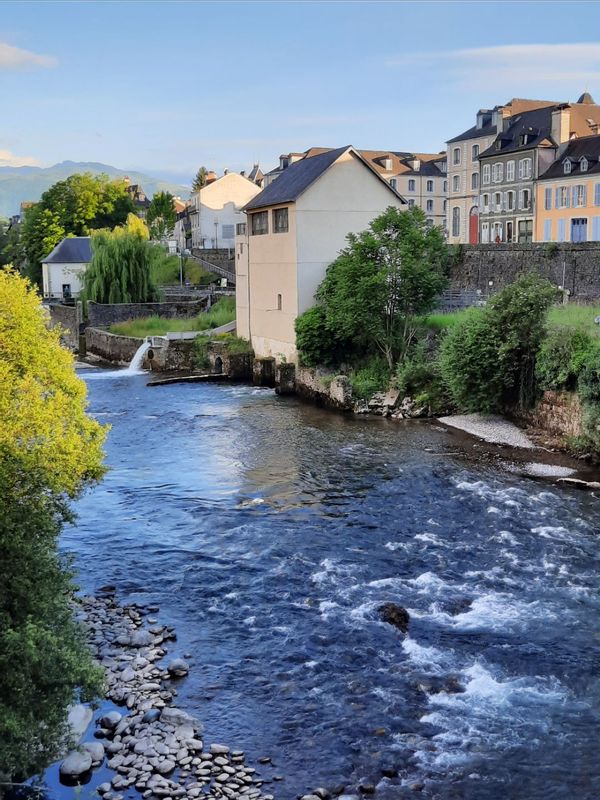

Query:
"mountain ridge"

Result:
[[0, 161, 191, 217]]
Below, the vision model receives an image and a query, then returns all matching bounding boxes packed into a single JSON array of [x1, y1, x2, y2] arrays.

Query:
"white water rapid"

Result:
[[124, 339, 151, 374]]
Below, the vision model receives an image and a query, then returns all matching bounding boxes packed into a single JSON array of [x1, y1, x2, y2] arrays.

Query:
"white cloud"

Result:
[[386, 43, 600, 91], [0, 42, 57, 69], [0, 149, 41, 167]]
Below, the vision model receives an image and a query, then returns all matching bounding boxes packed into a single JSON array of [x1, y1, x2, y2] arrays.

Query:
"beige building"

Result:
[[235, 146, 406, 362], [42, 236, 91, 300], [446, 98, 558, 243], [188, 171, 261, 250]]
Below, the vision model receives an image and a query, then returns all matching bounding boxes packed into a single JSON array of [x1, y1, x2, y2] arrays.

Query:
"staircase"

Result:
[[189, 249, 236, 285]]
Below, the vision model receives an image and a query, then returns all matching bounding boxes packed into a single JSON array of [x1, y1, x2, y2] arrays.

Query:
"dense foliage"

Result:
[[82, 223, 161, 304], [192, 167, 208, 192], [0, 271, 105, 779], [440, 275, 557, 413], [147, 191, 176, 241], [295, 206, 448, 369], [19, 173, 134, 285]]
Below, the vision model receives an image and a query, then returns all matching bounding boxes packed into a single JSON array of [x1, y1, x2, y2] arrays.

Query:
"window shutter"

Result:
[[593, 216, 600, 241], [544, 220, 552, 241], [558, 219, 565, 241], [572, 186, 578, 207], [555, 187, 560, 207], [595, 184, 600, 206], [582, 185, 588, 206]]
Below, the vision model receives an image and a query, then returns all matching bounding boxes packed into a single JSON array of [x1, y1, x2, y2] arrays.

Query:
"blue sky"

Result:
[[3, 0, 600, 185]]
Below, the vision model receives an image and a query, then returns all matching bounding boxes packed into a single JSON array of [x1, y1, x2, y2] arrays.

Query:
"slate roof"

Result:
[[478, 106, 556, 158], [244, 146, 405, 211], [447, 121, 498, 144], [539, 135, 600, 179], [43, 236, 92, 264]]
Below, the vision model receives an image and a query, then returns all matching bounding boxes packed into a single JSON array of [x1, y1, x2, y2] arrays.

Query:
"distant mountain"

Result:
[[0, 161, 191, 217]]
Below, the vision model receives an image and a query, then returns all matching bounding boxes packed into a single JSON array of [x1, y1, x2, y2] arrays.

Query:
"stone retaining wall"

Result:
[[450, 243, 600, 300], [47, 303, 81, 350], [295, 366, 353, 409], [87, 299, 208, 328], [85, 327, 143, 365], [148, 338, 253, 378], [517, 390, 584, 439]]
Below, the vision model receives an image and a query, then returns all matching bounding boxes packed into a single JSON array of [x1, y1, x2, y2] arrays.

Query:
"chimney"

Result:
[[383, 156, 393, 171], [240, 170, 246, 177], [551, 107, 571, 144], [224, 168, 229, 175], [206, 170, 217, 184]]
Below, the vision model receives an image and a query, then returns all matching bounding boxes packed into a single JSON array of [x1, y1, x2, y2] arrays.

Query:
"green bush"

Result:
[[295, 305, 346, 366], [537, 328, 596, 391], [578, 344, 600, 404], [396, 342, 448, 413], [193, 337, 210, 370], [350, 356, 391, 400]]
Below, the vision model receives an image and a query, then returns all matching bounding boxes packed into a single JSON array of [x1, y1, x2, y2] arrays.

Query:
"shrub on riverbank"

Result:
[[109, 297, 236, 337], [192, 332, 253, 371], [0, 270, 105, 780]]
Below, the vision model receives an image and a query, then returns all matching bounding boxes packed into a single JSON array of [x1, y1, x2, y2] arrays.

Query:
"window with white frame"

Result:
[[563, 159, 572, 174], [272, 207, 289, 233], [506, 191, 515, 211], [472, 144, 480, 161], [481, 221, 490, 243], [573, 184, 587, 207], [452, 207, 460, 236], [452, 175, 460, 192], [519, 158, 532, 179], [492, 162, 504, 183], [471, 172, 479, 190], [506, 161, 515, 181], [426, 199, 434, 212], [595, 183, 600, 206], [556, 186, 571, 208], [544, 187, 552, 210], [453, 147, 461, 165], [482, 164, 491, 184], [581, 157, 588, 172], [519, 189, 531, 210], [494, 192, 502, 211], [250, 211, 268, 235], [492, 222, 503, 241], [443, 180, 447, 193], [482, 193, 490, 212], [426, 179, 434, 192], [408, 179, 416, 192], [390, 178, 397, 189]]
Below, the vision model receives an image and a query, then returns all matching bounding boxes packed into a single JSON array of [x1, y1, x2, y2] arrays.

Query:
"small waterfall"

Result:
[[125, 340, 151, 374]]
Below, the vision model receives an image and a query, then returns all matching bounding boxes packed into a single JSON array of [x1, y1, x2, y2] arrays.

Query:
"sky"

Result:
[[3, 0, 600, 186]]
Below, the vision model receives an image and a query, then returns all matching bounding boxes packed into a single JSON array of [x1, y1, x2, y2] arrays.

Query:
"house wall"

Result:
[[535, 176, 600, 242], [447, 132, 498, 243], [42, 261, 88, 299], [190, 173, 261, 250], [394, 172, 446, 227]]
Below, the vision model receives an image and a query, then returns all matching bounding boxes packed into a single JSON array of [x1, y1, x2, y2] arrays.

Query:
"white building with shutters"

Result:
[[188, 171, 261, 251]]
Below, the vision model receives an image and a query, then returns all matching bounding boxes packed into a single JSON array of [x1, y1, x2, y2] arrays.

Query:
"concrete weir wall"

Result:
[[451, 243, 600, 300], [87, 299, 208, 328], [86, 327, 143, 365]]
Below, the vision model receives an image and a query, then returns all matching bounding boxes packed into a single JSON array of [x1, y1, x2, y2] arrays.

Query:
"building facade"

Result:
[[235, 146, 406, 362], [188, 171, 261, 251], [535, 135, 600, 242], [42, 236, 91, 300]]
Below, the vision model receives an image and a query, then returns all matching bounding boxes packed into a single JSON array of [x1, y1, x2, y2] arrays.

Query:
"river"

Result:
[[56, 372, 600, 799]]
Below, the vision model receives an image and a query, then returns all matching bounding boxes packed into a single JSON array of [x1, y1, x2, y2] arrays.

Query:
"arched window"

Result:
[[453, 147, 461, 165], [452, 207, 460, 236], [472, 144, 480, 161]]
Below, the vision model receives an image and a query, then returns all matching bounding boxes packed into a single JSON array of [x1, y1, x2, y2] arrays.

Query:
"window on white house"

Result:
[[452, 175, 460, 192], [472, 144, 480, 161], [251, 211, 268, 235], [408, 179, 416, 192], [471, 172, 479, 190], [427, 179, 434, 192], [426, 199, 434, 212], [452, 207, 460, 236], [482, 164, 491, 184], [453, 147, 461, 165], [222, 224, 235, 239], [519, 158, 532, 179], [277, 293, 282, 311], [564, 160, 572, 174], [408, 199, 415, 208], [390, 178, 397, 189], [272, 207, 289, 233], [506, 161, 515, 181]]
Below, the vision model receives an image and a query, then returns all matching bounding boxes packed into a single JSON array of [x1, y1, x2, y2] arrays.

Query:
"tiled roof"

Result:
[[43, 236, 92, 264], [539, 135, 600, 179], [244, 146, 405, 211]]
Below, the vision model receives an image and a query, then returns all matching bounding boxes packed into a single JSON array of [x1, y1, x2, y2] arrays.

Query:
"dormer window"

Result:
[[564, 159, 572, 174], [581, 157, 589, 172]]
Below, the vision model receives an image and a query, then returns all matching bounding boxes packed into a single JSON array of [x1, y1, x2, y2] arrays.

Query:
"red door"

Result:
[[469, 209, 479, 244]]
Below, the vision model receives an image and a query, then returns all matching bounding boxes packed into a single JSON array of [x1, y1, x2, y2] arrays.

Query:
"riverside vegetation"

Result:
[[295, 206, 600, 455], [109, 298, 236, 338]]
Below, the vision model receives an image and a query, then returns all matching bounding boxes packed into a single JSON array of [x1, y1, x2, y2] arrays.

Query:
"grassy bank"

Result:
[[425, 303, 600, 336], [150, 254, 217, 286], [108, 297, 235, 337]]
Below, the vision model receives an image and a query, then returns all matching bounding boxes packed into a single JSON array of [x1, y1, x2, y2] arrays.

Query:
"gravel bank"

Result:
[[438, 413, 535, 449]]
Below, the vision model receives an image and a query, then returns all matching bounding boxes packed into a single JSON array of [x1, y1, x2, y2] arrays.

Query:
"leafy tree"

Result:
[[82, 226, 160, 304], [192, 166, 208, 192], [440, 274, 557, 412], [146, 191, 176, 241], [19, 174, 135, 285], [0, 270, 105, 779], [296, 206, 447, 369]]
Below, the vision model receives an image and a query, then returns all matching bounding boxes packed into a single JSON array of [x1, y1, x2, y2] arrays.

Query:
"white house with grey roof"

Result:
[[42, 236, 92, 300], [235, 145, 406, 362]]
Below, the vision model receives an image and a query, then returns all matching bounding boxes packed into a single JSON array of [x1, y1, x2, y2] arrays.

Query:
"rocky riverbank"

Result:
[[59, 589, 285, 800]]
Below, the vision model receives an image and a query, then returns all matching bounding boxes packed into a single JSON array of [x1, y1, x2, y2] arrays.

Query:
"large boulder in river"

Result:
[[378, 603, 410, 633], [59, 750, 93, 779], [160, 706, 202, 732], [167, 658, 190, 677]]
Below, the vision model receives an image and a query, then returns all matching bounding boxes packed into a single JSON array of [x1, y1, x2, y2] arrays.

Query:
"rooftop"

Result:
[[43, 236, 92, 264]]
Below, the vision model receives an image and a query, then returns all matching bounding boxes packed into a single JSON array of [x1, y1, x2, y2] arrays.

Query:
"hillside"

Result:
[[0, 161, 191, 217]]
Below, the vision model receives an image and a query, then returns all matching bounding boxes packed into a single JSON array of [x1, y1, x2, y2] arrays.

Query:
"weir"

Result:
[[125, 339, 151, 374]]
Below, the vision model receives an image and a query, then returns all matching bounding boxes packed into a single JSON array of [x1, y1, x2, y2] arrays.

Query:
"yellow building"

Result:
[[536, 135, 600, 242]]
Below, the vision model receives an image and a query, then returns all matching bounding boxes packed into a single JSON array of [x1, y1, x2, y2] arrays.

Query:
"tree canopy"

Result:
[[19, 173, 135, 285], [0, 270, 105, 779], [146, 191, 176, 241], [296, 206, 448, 368], [192, 166, 208, 192]]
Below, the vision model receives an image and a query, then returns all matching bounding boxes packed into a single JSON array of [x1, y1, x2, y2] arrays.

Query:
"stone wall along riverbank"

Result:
[[87, 300, 209, 329], [85, 328, 144, 366]]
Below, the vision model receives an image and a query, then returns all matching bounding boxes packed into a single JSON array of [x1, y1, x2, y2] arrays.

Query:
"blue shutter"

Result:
[[595, 183, 600, 206], [544, 220, 552, 241], [545, 188, 552, 209], [582, 185, 588, 206], [558, 219, 566, 241], [572, 186, 577, 207], [555, 187, 561, 207], [593, 216, 600, 241]]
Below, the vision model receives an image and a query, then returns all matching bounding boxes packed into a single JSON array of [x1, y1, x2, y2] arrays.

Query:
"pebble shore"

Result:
[[60, 588, 320, 800]]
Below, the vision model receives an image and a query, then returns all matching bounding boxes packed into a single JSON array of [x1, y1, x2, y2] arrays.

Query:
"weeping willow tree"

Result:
[[82, 221, 160, 304]]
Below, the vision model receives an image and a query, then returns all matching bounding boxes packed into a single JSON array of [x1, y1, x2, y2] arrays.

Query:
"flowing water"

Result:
[[59, 372, 600, 799]]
